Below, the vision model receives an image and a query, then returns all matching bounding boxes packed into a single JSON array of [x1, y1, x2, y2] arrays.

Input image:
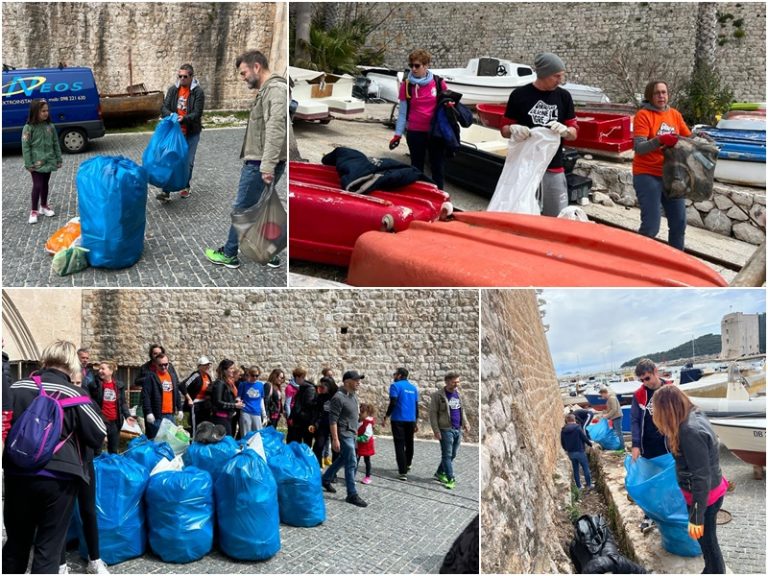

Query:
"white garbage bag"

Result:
[[487, 128, 561, 214]]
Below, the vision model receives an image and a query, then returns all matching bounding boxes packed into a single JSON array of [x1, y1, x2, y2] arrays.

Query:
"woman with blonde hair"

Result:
[[652, 385, 727, 573]]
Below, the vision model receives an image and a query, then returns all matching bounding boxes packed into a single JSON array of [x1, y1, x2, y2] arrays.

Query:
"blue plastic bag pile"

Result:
[[587, 418, 623, 451], [74, 115, 189, 269], [68, 428, 327, 566], [624, 453, 702, 557]]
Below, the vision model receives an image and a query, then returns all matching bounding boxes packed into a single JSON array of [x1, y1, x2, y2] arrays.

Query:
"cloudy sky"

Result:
[[541, 289, 765, 376]]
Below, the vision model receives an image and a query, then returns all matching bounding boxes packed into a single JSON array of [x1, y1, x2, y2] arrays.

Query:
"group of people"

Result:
[[21, 50, 287, 269], [391, 48, 691, 251], [561, 358, 728, 573]]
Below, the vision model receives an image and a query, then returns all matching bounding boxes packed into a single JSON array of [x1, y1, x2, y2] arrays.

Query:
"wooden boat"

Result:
[[708, 417, 766, 466], [289, 66, 365, 117], [289, 162, 450, 266], [346, 211, 728, 287], [99, 90, 163, 121]]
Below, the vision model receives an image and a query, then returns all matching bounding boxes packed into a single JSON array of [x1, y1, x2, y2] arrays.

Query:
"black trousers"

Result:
[[60, 461, 100, 564], [391, 420, 416, 474], [3, 475, 78, 574], [698, 495, 726, 574], [105, 420, 120, 454], [286, 422, 314, 446], [312, 430, 330, 465], [405, 130, 446, 189]]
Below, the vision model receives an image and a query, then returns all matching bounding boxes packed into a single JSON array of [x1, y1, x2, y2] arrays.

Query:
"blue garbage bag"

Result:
[[77, 156, 148, 268], [183, 436, 239, 483], [586, 418, 622, 450], [260, 426, 286, 458], [268, 442, 326, 527], [215, 450, 280, 560], [142, 115, 189, 190], [123, 435, 174, 471], [625, 453, 701, 557], [91, 453, 150, 565], [146, 467, 214, 563]]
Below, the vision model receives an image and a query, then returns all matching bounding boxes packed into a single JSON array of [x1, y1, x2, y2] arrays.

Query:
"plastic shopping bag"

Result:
[[154, 417, 190, 455], [45, 217, 81, 254], [230, 182, 287, 264], [141, 115, 190, 190], [487, 128, 561, 214], [51, 246, 89, 276]]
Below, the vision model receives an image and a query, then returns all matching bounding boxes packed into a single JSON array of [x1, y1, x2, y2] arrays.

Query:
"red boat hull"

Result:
[[289, 162, 450, 267], [347, 212, 728, 287]]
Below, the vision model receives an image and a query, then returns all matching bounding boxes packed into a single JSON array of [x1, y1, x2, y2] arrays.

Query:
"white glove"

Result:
[[548, 121, 570, 137], [176, 411, 184, 422], [146, 413, 156, 425], [508, 124, 531, 142]]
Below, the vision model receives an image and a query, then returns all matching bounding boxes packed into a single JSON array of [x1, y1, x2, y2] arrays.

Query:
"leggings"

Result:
[[31, 171, 52, 211], [61, 461, 100, 564], [357, 455, 372, 477]]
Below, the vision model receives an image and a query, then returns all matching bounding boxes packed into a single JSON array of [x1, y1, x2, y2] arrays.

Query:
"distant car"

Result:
[[2, 66, 106, 153]]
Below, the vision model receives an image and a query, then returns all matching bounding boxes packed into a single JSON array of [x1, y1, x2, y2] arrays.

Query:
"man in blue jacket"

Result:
[[382, 367, 419, 481]]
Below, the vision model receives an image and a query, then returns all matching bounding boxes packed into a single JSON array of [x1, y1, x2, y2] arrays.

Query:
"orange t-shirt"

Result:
[[632, 107, 691, 177], [176, 85, 190, 135], [159, 371, 174, 414], [196, 372, 211, 400]]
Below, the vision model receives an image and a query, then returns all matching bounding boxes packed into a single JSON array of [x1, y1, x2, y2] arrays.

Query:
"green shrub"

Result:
[[676, 65, 733, 126]]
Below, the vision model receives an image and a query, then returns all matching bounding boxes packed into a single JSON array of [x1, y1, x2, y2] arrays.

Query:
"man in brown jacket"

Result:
[[429, 372, 470, 490], [599, 387, 624, 451]]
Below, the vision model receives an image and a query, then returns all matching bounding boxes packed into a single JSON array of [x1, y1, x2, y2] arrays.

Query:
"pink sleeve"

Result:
[[398, 82, 406, 101]]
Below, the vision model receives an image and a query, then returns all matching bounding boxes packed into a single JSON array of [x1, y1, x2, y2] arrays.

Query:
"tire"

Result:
[[59, 128, 88, 154]]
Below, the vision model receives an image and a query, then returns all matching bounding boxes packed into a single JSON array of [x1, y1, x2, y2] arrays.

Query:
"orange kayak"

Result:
[[289, 162, 451, 266], [347, 212, 727, 287]]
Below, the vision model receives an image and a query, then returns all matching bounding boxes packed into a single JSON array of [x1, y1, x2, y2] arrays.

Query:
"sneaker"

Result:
[[362, 476, 372, 485], [434, 472, 449, 483], [58, 564, 69, 574], [29, 211, 38, 224], [155, 191, 171, 202], [640, 518, 655, 534], [205, 247, 240, 269], [322, 482, 337, 493], [398, 473, 408, 481], [179, 189, 191, 199], [406, 465, 412, 472], [322, 456, 332, 467], [265, 255, 281, 268], [86, 559, 110, 574], [444, 478, 456, 490], [346, 494, 368, 507], [40, 205, 55, 217]]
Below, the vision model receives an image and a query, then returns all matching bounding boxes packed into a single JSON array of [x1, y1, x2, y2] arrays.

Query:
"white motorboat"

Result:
[[689, 363, 766, 418], [708, 417, 766, 467], [358, 67, 403, 103], [679, 369, 765, 398], [713, 159, 766, 188], [431, 57, 535, 106], [289, 66, 365, 118]]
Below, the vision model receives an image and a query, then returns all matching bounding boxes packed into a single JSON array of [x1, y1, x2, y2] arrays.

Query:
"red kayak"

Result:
[[347, 212, 727, 287], [477, 103, 633, 153], [289, 162, 451, 266]]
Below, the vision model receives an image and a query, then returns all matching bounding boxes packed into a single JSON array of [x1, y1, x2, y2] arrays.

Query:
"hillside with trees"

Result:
[[621, 333, 722, 367]]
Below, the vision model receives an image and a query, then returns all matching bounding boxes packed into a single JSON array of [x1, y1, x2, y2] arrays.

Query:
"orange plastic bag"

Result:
[[45, 218, 81, 254]]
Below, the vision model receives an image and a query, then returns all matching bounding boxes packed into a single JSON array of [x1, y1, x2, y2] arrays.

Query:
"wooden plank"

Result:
[[582, 202, 754, 270]]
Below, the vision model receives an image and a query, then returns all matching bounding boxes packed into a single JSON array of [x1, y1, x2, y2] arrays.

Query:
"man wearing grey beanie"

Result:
[[499, 52, 577, 216]]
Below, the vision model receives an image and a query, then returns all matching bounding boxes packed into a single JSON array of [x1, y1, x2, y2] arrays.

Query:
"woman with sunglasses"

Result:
[[390, 49, 449, 189], [211, 359, 245, 436], [263, 368, 286, 428], [652, 385, 728, 574]]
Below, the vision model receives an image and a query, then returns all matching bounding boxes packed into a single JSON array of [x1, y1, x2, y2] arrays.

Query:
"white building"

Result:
[[721, 312, 761, 358]]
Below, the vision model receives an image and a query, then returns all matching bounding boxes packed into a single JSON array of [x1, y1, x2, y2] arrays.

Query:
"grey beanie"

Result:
[[534, 52, 565, 79]]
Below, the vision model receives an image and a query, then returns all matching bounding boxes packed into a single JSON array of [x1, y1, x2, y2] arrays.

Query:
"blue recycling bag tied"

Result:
[[215, 450, 280, 561], [77, 155, 148, 268], [260, 425, 286, 458], [146, 467, 214, 563], [123, 435, 175, 471], [586, 418, 622, 450], [142, 115, 190, 190], [624, 453, 702, 557], [183, 436, 239, 483], [92, 453, 150, 565], [267, 442, 326, 527]]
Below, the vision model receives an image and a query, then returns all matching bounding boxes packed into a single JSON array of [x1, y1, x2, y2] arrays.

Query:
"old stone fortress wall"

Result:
[[367, 2, 765, 102], [2, 2, 285, 110], [81, 289, 480, 442]]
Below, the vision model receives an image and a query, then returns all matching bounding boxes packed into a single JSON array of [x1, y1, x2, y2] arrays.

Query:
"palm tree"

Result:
[[693, 3, 717, 75]]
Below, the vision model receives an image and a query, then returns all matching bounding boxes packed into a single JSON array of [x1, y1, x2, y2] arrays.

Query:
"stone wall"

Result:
[[2, 2, 286, 109], [363, 2, 765, 102], [481, 290, 572, 573], [80, 289, 480, 441]]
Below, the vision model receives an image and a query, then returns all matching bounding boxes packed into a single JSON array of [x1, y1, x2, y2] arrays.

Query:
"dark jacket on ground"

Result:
[[85, 377, 131, 428], [161, 79, 205, 135], [561, 422, 593, 453], [322, 146, 432, 192], [140, 370, 182, 419], [211, 378, 239, 416], [3, 368, 106, 483], [675, 409, 724, 526]]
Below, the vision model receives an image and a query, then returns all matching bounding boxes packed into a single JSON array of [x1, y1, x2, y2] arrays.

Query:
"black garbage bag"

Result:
[[569, 514, 647, 574], [662, 136, 719, 201], [439, 514, 479, 574]]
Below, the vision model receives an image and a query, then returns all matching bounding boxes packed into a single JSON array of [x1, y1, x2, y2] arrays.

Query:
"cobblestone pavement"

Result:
[[61, 438, 478, 574], [717, 446, 766, 574], [2, 128, 287, 287]]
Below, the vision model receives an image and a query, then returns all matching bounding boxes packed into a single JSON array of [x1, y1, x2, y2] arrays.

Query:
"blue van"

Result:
[[2, 66, 106, 153]]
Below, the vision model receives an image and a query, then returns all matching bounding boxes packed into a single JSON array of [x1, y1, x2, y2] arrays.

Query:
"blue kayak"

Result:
[[695, 127, 765, 162]]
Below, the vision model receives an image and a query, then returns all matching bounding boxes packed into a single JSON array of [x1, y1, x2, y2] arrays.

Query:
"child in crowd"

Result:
[[22, 99, 62, 224], [356, 403, 376, 484]]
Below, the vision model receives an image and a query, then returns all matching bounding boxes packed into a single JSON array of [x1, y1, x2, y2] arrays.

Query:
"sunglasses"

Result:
[[159, 363, 169, 368], [640, 375, 653, 382], [409, 63, 423, 69], [178, 74, 190, 79]]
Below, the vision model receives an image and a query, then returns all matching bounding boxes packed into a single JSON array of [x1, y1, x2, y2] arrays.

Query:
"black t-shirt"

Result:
[[504, 83, 575, 169]]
